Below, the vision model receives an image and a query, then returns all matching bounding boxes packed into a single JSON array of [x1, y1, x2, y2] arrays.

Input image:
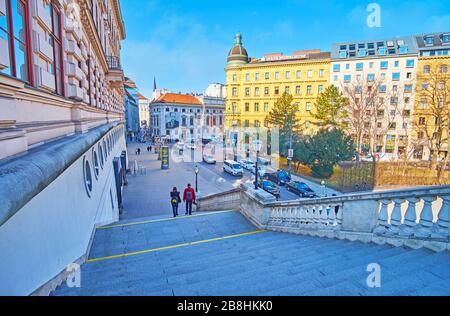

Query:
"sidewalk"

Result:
[[121, 143, 237, 221]]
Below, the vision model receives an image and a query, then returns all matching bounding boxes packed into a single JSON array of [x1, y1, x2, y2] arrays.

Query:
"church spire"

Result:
[[153, 76, 157, 92]]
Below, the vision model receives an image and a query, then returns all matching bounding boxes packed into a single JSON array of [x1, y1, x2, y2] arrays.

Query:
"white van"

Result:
[[223, 160, 244, 177]]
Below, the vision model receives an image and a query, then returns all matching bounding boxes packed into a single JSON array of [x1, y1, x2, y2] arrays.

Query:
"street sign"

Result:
[[288, 149, 294, 159]]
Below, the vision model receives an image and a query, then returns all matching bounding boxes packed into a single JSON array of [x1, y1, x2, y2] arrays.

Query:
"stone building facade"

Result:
[[0, 0, 127, 296]]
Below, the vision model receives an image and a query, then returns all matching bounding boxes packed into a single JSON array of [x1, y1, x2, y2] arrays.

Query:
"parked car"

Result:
[[251, 165, 266, 177], [258, 180, 281, 200], [223, 160, 244, 177], [286, 181, 317, 198], [258, 157, 272, 167], [203, 154, 217, 165], [239, 159, 255, 171], [265, 170, 292, 186]]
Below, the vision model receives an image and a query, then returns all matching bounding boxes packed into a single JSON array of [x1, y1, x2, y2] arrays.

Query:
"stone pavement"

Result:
[[121, 143, 238, 220], [52, 210, 450, 296]]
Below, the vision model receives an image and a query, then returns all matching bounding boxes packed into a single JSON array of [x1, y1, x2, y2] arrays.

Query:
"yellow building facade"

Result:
[[413, 33, 450, 161], [225, 33, 330, 134]]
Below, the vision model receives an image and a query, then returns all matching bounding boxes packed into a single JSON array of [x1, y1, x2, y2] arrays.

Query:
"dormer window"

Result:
[[357, 49, 366, 57], [379, 47, 387, 55], [339, 50, 347, 58], [441, 34, 450, 44], [424, 36, 434, 45], [399, 46, 409, 54], [387, 41, 395, 47]]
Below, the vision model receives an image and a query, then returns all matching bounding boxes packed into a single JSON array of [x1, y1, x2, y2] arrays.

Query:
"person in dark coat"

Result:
[[170, 187, 182, 217]]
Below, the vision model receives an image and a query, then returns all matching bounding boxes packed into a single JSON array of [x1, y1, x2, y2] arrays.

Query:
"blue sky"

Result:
[[120, 0, 450, 98]]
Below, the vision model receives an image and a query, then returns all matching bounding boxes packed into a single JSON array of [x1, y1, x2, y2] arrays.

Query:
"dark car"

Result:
[[286, 181, 317, 198], [258, 180, 281, 200], [265, 170, 291, 186]]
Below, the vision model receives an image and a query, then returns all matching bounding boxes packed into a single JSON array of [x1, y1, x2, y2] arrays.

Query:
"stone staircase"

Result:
[[52, 211, 450, 296]]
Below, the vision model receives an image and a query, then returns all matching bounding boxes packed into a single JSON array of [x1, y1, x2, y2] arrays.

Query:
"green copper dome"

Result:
[[227, 32, 249, 67]]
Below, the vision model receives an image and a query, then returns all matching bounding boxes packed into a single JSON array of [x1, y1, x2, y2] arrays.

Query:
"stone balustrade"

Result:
[[197, 184, 450, 252]]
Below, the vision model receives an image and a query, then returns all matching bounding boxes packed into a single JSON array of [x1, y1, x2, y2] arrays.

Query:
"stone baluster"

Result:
[[336, 204, 343, 227], [313, 206, 321, 229], [328, 205, 337, 228], [433, 196, 450, 239], [374, 200, 391, 235], [287, 208, 294, 227], [299, 207, 307, 228], [294, 207, 301, 227], [320, 205, 329, 228], [414, 197, 436, 238], [399, 197, 418, 237], [386, 199, 405, 235], [305, 207, 313, 227]]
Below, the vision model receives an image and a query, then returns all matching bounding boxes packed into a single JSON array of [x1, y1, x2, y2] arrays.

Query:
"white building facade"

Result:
[[330, 37, 419, 160]]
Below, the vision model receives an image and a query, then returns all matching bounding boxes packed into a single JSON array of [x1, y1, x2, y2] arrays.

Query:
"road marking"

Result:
[[98, 210, 239, 230], [86, 230, 267, 263]]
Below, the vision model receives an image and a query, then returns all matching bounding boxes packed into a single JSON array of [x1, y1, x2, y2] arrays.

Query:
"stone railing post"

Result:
[[374, 200, 391, 235], [434, 196, 450, 239], [414, 197, 436, 238], [399, 197, 418, 237], [386, 199, 404, 235]]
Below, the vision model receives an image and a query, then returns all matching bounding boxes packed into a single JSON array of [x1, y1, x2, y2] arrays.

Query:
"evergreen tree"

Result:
[[313, 85, 349, 130]]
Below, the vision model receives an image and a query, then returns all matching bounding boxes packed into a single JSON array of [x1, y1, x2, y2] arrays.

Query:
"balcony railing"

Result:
[[106, 56, 122, 70]]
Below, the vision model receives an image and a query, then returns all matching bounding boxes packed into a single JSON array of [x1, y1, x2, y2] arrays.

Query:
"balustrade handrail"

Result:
[[267, 185, 450, 208]]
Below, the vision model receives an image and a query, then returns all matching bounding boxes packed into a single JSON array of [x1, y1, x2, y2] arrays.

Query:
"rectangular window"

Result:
[[399, 46, 408, 54], [264, 87, 269, 95], [254, 87, 260, 96], [296, 70, 301, 78], [318, 85, 324, 94], [339, 50, 347, 58], [0, 0, 32, 83], [295, 85, 301, 95], [379, 85, 387, 93], [245, 87, 250, 97], [307, 70, 313, 78], [254, 103, 260, 112], [285, 86, 290, 94], [404, 84, 413, 92], [344, 74, 351, 83], [306, 85, 312, 95], [274, 86, 279, 95], [275, 71, 280, 79], [232, 87, 237, 97], [245, 103, 250, 112], [264, 102, 269, 112], [232, 74, 237, 82], [392, 72, 400, 81], [245, 73, 250, 81], [306, 102, 312, 112], [265, 72, 270, 80], [333, 64, 341, 72], [285, 71, 290, 79], [380, 61, 388, 69], [406, 59, 415, 68], [356, 63, 364, 71], [48, 2, 64, 95], [255, 73, 259, 81], [367, 74, 375, 82], [319, 69, 324, 77]]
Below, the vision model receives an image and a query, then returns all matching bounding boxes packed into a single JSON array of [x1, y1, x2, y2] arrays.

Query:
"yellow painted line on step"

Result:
[[98, 210, 239, 230], [86, 230, 267, 263]]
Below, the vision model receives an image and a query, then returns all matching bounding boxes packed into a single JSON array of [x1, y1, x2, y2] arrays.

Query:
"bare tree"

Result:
[[340, 77, 400, 160], [414, 64, 450, 180]]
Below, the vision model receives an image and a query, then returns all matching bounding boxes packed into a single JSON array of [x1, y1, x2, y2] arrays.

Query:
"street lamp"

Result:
[[321, 180, 326, 197], [253, 140, 263, 190], [195, 165, 199, 193]]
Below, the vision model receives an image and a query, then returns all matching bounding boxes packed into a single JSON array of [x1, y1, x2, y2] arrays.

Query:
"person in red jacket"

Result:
[[183, 184, 196, 216]]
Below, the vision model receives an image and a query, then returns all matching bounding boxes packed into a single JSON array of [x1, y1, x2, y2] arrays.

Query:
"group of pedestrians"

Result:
[[170, 184, 196, 218]]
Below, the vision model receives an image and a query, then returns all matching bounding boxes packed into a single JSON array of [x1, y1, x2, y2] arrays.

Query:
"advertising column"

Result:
[[161, 146, 170, 170]]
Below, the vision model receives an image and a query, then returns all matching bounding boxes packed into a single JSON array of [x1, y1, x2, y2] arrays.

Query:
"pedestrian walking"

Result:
[[183, 184, 196, 216], [170, 187, 181, 218], [137, 148, 141, 155]]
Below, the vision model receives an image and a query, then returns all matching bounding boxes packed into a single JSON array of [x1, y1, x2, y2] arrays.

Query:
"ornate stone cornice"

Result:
[[111, 0, 126, 40]]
